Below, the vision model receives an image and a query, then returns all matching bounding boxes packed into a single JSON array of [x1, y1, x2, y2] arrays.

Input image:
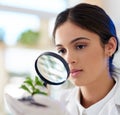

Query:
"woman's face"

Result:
[[54, 21, 109, 86]]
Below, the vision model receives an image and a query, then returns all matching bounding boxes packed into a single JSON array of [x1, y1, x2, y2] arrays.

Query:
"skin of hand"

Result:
[[5, 93, 70, 115]]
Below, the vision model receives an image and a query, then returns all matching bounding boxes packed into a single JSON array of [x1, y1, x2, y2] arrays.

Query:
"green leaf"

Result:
[[35, 76, 43, 86], [20, 76, 48, 96], [25, 76, 33, 83], [33, 89, 48, 96], [20, 85, 31, 94], [39, 91, 48, 95], [32, 88, 40, 95], [24, 77, 34, 89], [24, 80, 34, 88]]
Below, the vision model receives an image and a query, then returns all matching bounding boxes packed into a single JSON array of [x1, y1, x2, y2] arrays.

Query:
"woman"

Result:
[[53, 3, 120, 115], [5, 3, 120, 115]]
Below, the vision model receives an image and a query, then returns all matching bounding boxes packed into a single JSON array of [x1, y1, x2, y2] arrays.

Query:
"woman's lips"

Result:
[[70, 69, 83, 77]]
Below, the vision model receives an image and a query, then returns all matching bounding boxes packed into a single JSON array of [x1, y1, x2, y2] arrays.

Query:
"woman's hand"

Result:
[[5, 94, 70, 115]]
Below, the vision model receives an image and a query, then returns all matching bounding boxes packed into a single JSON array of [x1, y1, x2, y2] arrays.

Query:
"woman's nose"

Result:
[[64, 52, 76, 64]]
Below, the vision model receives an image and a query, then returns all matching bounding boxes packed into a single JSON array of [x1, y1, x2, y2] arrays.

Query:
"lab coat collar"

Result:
[[65, 70, 120, 114], [113, 72, 120, 106]]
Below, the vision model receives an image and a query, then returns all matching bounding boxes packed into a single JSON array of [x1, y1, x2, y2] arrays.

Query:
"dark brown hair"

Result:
[[53, 3, 119, 72]]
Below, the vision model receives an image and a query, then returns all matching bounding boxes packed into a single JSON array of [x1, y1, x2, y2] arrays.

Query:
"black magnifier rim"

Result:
[[35, 52, 70, 85]]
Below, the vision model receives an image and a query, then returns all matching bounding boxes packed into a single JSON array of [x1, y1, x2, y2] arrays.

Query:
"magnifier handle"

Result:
[[43, 82, 47, 88]]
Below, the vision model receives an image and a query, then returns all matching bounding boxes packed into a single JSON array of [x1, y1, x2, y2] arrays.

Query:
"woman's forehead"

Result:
[[55, 22, 100, 45]]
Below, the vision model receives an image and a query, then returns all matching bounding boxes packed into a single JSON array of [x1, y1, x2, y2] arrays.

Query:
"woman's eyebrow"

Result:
[[55, 44, 62, 47], [70, 37, 90, 44], [55, 37, 90, 47]]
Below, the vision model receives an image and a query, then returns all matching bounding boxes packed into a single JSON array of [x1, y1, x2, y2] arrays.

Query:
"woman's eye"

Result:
[[76, 45, 86, 49], [58, 49, 66, 54]]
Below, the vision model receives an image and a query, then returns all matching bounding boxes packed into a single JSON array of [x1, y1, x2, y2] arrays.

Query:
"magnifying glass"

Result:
[[35, 52, 70, 86]]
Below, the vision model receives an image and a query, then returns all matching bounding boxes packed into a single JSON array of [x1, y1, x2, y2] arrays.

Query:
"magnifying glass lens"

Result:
[[35, 52, 70, 85]]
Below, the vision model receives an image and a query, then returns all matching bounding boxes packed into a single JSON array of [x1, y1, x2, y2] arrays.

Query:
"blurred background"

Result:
[[0, 0, 120, 114]]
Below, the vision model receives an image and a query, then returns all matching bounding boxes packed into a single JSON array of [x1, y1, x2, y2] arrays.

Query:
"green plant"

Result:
[[17, 29, 40, 46], [20, 76, 47, 96]]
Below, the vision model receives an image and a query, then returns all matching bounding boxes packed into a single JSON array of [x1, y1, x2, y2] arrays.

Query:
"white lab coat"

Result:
[[5, 70, 120, 115], [58, 71, 120, 115]]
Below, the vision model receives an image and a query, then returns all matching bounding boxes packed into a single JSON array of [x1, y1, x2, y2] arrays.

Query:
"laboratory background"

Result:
[[0, 0, 120, 115]]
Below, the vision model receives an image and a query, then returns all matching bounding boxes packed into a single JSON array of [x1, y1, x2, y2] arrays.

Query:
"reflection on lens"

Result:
[[37, 55, 67, 83]]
